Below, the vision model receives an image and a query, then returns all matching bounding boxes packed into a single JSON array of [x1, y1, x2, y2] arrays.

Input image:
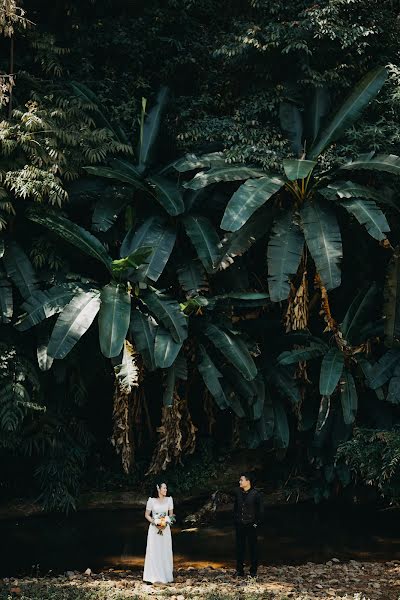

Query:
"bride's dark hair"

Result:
[[151, 482, 167, 498]]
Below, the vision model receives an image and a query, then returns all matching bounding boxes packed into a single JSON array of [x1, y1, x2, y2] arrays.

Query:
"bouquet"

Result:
[[153, 513, 176, 535]]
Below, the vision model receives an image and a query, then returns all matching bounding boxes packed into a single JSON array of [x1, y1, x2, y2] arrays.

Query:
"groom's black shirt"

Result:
[[233, 488, 263, 526]]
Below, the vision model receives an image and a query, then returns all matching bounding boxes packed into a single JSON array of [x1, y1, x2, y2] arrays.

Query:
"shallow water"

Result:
[[1, 503, 399, 576]]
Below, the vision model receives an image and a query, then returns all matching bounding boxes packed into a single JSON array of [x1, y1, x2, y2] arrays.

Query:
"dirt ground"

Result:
[[1, 560, 400, 600]]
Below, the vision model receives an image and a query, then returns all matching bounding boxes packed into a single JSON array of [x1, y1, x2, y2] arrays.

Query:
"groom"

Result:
[[233, 472, 263, 578]]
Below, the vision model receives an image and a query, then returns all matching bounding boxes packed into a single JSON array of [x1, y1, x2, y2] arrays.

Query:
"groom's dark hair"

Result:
[[240, 472, 255, 487]]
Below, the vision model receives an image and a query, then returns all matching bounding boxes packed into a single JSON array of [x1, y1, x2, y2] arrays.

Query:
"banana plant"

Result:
[[177, 67, 396, 304], [14, 209, 187, 366], [275, 283, 400, 444]]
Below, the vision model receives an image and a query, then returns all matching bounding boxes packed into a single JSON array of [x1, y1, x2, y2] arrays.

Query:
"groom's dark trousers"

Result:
[[235, 523, 258, 575]]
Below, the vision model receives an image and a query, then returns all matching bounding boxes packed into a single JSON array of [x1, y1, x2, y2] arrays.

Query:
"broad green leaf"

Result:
[[83, 165, 149, 194], [15, 286, 78, 331], [306, 86, 331, 145], [222, 365, 258, 401], [340, 153, 400, 176], [98, 283, 131, 358], [147, 175, 185, 216], [120, 217, 175, 282], [300, 200, 342, 290], [340, 369, 358, 425], [130, 309, 157, 371], [273, 398, 290, 449], [177, 261, 208, 297], [367, 349, 400, 389], [3, 242, 39, 299], [384, 246, 400, 347], [320, 180, 382, 203], [143, 289, 187, 343], [36, 324, 54, 372], [92, 192, 132, 232], [173, 152, 226, 172], [154, 327, 182, 369], [0, 238, 4, 258], [48, 289, 101, 359], [341, 283, 379, 345], [221, 175, 283, 232], [339, 198, 390, 241], [162, 354, 187, 407], [267, 212, 304, 302], [315, 395, 331, 433], [387, 370, 400, 405], [138, 86, 169, 173], [184, 166, 266, 191], [111, 247, 153, 275], [183, 215, 221, 273], [204, 323, 257, 381], [277, 343, 326, 365], [283, 159, 316, 181], [114, 340, 139, 394], [0, 271, 12, 323], [309, 67, 388, 158], [28, 211, 112, 272], [319, 348, 344, 396], [279, 102, 303, 157], [268, 365, 301, 405], [256, 393, 274, 440], [252, 376, 265, 421], [218, 204, 272, 270]]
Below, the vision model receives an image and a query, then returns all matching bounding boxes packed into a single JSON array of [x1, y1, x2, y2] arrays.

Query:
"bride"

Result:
[[143, 482, 174, 584]]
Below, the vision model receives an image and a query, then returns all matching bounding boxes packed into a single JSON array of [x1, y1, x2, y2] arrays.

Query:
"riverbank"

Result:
[[1, 561, 399, 600]]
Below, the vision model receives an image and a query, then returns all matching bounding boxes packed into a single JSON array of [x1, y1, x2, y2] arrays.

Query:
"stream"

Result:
[[1, 502, 399, 577]]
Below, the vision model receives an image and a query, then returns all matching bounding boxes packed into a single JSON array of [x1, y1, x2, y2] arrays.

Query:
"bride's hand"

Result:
[[165, 516, 171, 524]]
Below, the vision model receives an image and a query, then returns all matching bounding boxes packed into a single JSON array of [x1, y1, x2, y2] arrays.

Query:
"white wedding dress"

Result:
[[143, 496, 174, 583]]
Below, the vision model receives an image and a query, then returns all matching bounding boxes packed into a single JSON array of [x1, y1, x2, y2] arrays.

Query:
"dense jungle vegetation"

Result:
[[0, 0, 400, 513]]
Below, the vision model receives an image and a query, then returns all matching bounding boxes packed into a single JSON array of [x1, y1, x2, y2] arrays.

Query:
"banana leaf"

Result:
[[277, 343, 326, 365], [130, 309, 157, 371], [138, 87, 169, 173], [47, 289, 101, 359], [147, 175, 185, 216], [184, 166, 266, 191], [218, 204, 272, 270], [221, 175, 284, 232], [15, 285, 79, 331], [340, 369, 358, 425], [265, 364, 301, 405], [256, 392, 274, 440], [28, 211, 112, 272], [305, 86, 331, 146], [320, 180, 382, 203], [319, 347, 344, 396], [197, 345, 228, 409], [3, 242, 39, 299], [177, 261, 209, 297], [183, 215, 221, 273], [300, 200, 342, 290], [154, 327, 183, 369], [273, 397, 290, 449], [315, 395, 331, 433], [384, 246, 400, 347], [204, 323, 257, 381], [340, 152, 400, 176], [279, 102, 303, 157], [120, 217, 175, 282], [92, 191, 132, 232], [341, 283, 379, 345], [387, 364, 400, 405], [0, 270, 12, 323], [98, 283, 131, 358], [309, 67, 387, 158], [143, 289, 188, 343], [339, 198, 390, 241], [173, 152, 226, 172], [267, 212, 304, 302], [283, 159, 316, 181], [367, 349, 400, 389]]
